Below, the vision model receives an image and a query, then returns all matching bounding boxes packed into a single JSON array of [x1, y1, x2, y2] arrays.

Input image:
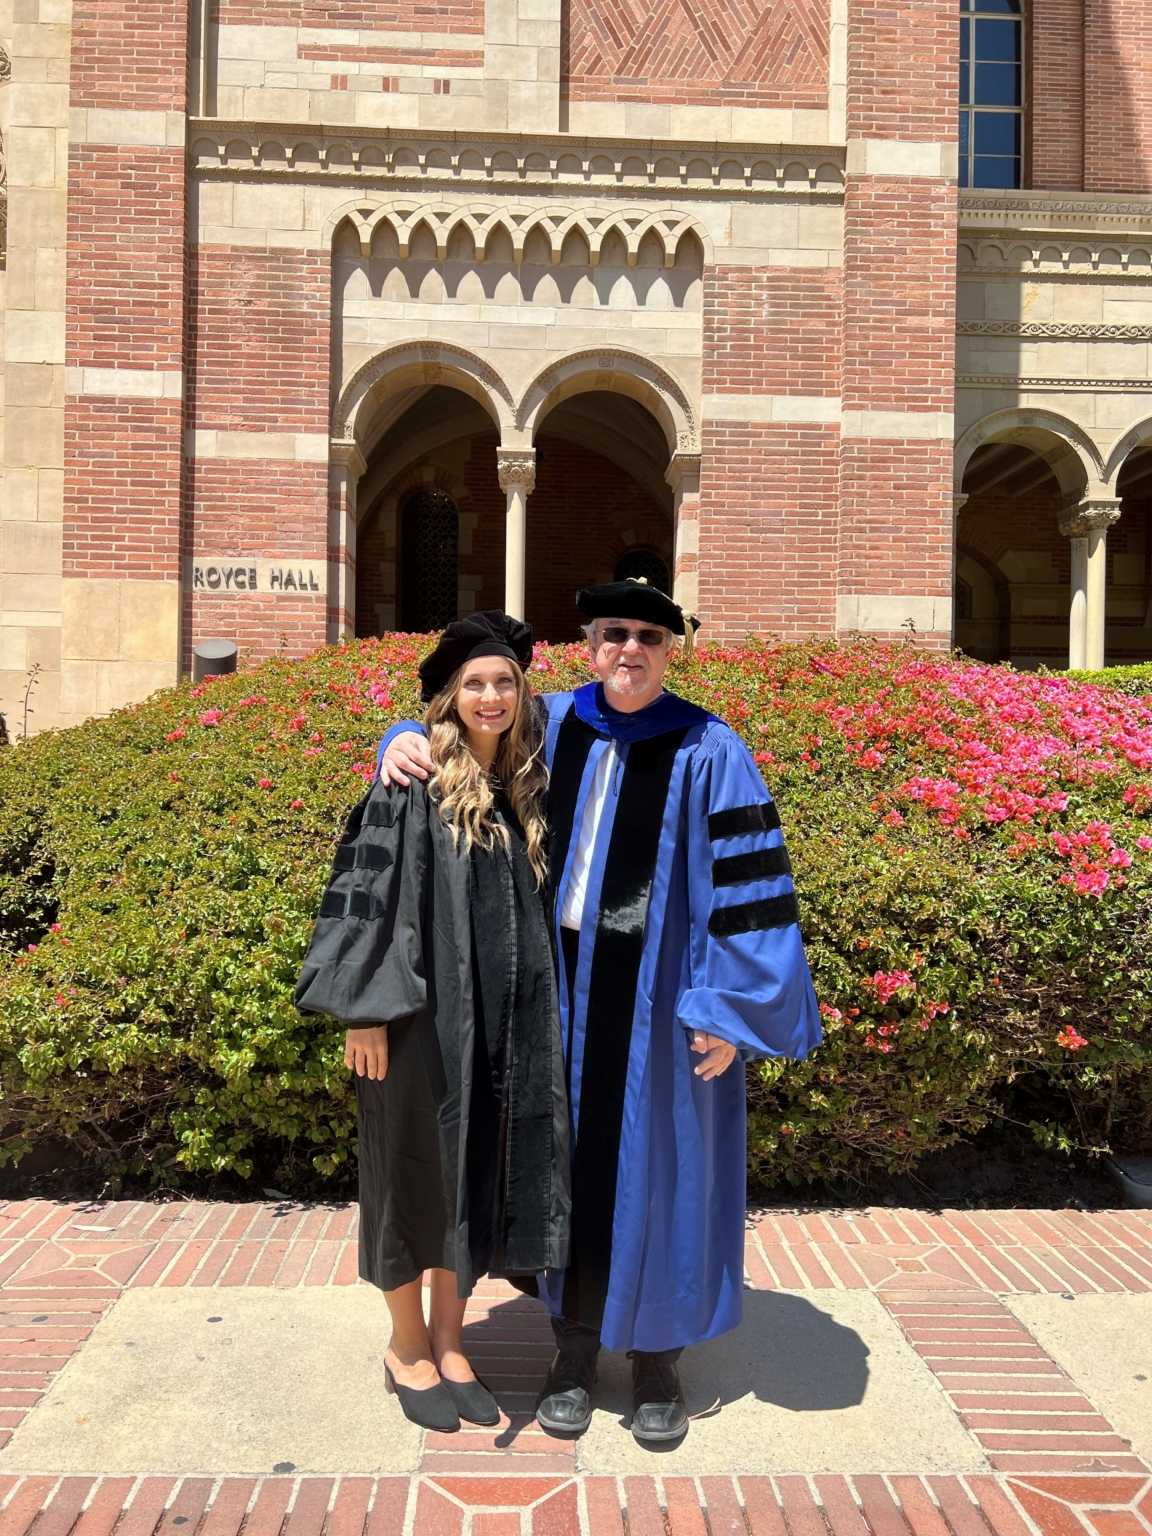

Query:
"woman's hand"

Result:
[[690, 1031, 737, 1080], [380, 732, 435, 786], [346, 1026, 389, 1079]]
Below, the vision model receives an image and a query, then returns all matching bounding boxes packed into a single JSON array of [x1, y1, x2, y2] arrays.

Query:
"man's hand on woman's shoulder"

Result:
[[379, 730, 435, 786]]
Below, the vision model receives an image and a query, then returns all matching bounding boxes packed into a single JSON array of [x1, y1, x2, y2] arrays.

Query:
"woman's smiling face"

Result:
[[454, 655, 521, 744]]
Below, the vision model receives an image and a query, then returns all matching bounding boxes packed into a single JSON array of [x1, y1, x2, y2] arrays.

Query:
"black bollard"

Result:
[[192, 639, 238, 683]]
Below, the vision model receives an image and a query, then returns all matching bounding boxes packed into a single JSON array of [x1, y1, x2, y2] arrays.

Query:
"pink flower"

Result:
[[257, 778, 272, 790], [1137, 835, 1152, 852], [166, 729, 184, 741], [290, 798, 305, 810], [883, 810, 903, 826], [199, 710, 223, 727], [867, 969, 914, 1004], [1056, 1026, 1088, 1051], [49, 923, 61, 933]]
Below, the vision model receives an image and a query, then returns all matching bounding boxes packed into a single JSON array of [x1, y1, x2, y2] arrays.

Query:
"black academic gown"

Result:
[[295, 776, 571, 1297]]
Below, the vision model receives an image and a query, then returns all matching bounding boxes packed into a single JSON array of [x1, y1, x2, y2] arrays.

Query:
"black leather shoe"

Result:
[[442, 1374, 501, 1426], [629, 1351, 688, 1444], [535, 1350, 598, 1434]]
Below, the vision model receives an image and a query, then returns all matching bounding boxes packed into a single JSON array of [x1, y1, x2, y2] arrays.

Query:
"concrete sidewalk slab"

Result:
[[0, 1289, 421, 1476], [1004, 1292, 1152, 1467], [575, 1289, 988, 1474]]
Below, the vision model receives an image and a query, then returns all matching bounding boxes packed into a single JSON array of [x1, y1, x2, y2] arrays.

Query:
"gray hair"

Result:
[[581, 618, 677, 654]]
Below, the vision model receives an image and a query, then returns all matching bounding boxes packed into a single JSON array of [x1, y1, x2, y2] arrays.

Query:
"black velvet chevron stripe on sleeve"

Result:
[[708, 892, 800, 937], [711, 846, 792, 887], [707, 801, 781, 840]]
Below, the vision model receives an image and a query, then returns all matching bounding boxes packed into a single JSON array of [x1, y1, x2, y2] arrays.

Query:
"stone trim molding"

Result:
[[958, 375, 1152, 391], [958, 321, 1152, 340], [957, 241, 1152, 274], [70, 109, 186, 148], [846, 139, 958, 180], [837, 594, 952, 633], [185, 430, 330, 461], [841, 410, 955, 441], [953, 408, 1107, 497], [1105, 417, 1152, 481], [703, 393, 841, 424], [66, 367, 185, 400], [328, 196, 712, 266], [190, 120, 846, 200], [960, 189, 1152, 223]]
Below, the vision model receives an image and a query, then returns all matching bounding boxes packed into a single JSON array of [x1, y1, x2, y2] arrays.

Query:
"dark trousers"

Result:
[[554, 925, 682, 1366]]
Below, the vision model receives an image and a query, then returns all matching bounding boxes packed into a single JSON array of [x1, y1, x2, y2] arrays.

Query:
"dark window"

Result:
[[613, 548, 671, 594], [400, 489, 459, 632], [955, 577, 974, 621], [959, 0, 1022, 189]]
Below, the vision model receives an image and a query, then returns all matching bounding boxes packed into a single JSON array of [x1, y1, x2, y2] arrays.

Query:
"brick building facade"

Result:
[[1, 0, 1151, 729]]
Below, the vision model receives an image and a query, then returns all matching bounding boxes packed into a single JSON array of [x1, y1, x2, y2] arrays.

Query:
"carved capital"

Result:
[[953, 493, 969, 520], [1058, 499, 1122, 539], [329, 439, 366, 479], [497, 447, 536, 495]]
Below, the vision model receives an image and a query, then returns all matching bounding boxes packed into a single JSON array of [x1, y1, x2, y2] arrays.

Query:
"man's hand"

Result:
[[379, 731, 435, 786], [346, 1026, 388, 1079], [690, 1031, 737, 1080]]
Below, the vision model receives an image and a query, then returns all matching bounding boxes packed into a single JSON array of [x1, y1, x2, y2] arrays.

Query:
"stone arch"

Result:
[[332, 341, 516, 453], [1105, 415, 1152, 485], [954, 409, 1107, 503], [517, 349, 698, 457]]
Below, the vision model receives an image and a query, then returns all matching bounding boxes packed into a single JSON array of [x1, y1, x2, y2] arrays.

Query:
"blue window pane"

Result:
[[975, 18, 1020, 60], [975, 61, 1020, 104], [959, 155, 971, 187], [958, 111, 971, 153], [974, 0, 1020, 11], [974, 111, 1020, 154], [960, 20, 970, 60], [973, 155, 1019, 187]]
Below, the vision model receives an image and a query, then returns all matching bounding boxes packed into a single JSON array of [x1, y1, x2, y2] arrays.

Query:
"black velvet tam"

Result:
[[418, 610, 533, 703], [576, 580, 688, 635]]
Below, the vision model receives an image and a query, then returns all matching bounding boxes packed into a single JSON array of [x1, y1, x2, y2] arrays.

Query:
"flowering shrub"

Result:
[[1, 637, 1150, 1190]]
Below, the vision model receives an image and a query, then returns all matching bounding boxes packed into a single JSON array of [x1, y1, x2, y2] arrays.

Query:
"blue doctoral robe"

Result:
[[378, 682, 821, 1352]]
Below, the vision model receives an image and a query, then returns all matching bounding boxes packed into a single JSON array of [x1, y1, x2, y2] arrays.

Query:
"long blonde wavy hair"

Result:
[[424, 662, 548, 884]]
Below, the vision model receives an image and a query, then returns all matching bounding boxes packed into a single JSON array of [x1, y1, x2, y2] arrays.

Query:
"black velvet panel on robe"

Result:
[[295, 776, 571, 1297]]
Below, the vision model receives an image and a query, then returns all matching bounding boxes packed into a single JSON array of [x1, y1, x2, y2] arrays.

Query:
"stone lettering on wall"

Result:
[[185, 559, 324, 595]]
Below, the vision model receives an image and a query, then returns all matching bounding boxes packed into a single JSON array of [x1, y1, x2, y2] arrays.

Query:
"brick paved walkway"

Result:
[[3, 1200, 1152, 1536]]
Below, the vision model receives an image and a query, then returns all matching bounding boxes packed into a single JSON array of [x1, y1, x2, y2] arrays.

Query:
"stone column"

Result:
[[1059, 500, 1120, 670], [666, 453, 702, 616], [497, 448, 536, 621], [329, 441, 366, 642]]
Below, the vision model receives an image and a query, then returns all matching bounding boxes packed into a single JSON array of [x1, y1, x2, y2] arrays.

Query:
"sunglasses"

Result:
[[599, 625, 668, 648]]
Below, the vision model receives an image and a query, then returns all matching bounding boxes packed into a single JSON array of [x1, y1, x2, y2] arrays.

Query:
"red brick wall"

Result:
[[184, 247, 333, 665], [840, 0, 957, 647], [697, 265, 842, 640], [216, 0, 481, 29], [564, 0, 829, 110], [1027, 0, 1084, 190], [64, 0, 191, 591], [1084, 0, 1152, 193]]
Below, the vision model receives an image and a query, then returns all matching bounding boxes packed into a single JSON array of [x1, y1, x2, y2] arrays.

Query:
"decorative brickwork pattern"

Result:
[[564, 0, 829, 109]]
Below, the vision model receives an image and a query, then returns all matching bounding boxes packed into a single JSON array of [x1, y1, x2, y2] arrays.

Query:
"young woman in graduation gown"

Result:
[[295, 612, 570, 1433]]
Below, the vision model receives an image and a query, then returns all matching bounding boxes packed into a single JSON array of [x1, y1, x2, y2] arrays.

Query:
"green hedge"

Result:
[[1065, 664, 1152, 698], [1, 637, 1151, 1190]]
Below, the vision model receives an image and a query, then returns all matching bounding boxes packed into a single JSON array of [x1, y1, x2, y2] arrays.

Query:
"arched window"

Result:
[[959, 0, 1023, 189], [400, 489, 459, 632], [613, 548, 671, 594], [954, 576, 974, 622]]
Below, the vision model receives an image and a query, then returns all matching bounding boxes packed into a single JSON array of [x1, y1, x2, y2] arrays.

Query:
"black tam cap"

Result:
[[418, 610, 533, 704], [576, 579, 699, 639]]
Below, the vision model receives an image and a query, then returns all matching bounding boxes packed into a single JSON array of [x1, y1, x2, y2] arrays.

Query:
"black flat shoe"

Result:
[[629, 1350, 688, 1444], [535, 1350, 598, 1435], [384, 1362, 460, 1432], [442, 1374, 500, 1426]]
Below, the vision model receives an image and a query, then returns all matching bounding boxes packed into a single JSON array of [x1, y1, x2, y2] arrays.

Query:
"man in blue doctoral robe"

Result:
[[378, 582, 821, 1445]]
